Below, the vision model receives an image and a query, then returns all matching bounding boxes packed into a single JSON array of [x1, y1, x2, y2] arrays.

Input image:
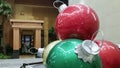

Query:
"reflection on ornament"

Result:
[[55, 4, 99, 40], [46, 39, 102, 68], [43, 40, 61, 64], [95, 40, 120, 68]]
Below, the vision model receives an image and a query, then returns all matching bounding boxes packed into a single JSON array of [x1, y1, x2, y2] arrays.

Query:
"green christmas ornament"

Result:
[[43, 40, 61, 64], [46, 39, 102, 68]]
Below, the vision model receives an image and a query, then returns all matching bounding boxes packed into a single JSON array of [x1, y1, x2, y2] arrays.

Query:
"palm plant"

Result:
[[0, 0, 13, 54], [0, 0, 13, 16]]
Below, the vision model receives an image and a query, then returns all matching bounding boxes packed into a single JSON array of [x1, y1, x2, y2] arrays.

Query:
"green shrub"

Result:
[[48, 27, 57, 43], [0, 53, 11, 59]]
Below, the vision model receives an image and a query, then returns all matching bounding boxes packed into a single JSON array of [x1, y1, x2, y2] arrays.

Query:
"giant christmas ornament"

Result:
[[46, 39, 102, 68], [95, 40, 120, 68], [55, 4, 99, 40], [43, 40, 61, 64]]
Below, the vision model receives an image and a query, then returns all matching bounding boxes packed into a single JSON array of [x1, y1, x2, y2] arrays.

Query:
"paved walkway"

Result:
[[0, 58, 45, 68]]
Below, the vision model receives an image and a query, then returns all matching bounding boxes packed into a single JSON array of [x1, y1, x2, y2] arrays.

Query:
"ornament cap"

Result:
[[75, 40, 100, 63], [82, 40, 100, 55], [53, 0, 67, 12]]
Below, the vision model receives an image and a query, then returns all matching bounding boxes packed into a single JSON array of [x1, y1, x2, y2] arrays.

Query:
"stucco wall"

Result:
[[69, 0, 120, 44], [14, 4, 58, 29]]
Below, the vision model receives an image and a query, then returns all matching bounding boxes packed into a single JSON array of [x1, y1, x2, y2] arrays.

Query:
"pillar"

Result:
[[35, 29, 41, 49], [44, 17, 49, 47], [12, 27, 20, 58]]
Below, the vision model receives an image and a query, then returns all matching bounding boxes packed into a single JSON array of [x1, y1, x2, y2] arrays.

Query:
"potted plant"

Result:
[[48, 27, 57, 43]]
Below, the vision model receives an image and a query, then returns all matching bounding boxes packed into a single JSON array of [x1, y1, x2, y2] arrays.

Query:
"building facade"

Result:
[[0, 0, 68, 58]]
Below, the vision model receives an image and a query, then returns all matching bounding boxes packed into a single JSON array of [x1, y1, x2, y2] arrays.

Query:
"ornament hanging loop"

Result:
[[53, 0, 67, 12], [83, 30, 104, 56], [90, 30, 104, 52], [75, 30, 104, 63]]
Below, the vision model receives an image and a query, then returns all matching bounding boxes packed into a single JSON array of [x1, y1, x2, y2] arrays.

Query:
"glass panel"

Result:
[[20, 35, 34, 54]]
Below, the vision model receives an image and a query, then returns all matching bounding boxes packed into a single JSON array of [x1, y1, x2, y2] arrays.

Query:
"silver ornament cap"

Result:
[[75, 40, 100, 63]]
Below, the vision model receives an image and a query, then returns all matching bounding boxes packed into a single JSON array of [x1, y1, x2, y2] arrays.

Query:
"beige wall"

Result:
[[69, 0, 120, 44], [14, 4, 58, 29]]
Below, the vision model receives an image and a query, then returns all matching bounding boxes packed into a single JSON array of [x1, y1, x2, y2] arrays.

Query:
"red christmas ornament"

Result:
[[95, 40, 120, 68], [55, 4, 99, 40]]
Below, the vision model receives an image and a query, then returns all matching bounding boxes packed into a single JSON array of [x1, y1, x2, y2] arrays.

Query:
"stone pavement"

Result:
[[0, 58, 45, 68]]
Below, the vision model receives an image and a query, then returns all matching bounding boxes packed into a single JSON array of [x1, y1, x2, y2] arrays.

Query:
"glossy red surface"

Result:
[[95, 40, 120, 68], [55, 4, 99, 40]]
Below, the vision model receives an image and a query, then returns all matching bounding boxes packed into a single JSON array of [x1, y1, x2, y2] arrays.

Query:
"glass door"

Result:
[[20, 35, 34, 54]]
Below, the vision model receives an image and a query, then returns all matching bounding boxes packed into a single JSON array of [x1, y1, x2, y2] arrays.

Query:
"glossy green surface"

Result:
[[46, 39, 102, 68], [43, 40, 61, 64]]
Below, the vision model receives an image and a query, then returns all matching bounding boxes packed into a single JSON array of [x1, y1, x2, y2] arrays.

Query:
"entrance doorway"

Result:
[[20, 35, 34, 54], [10, 19, 44, 58]]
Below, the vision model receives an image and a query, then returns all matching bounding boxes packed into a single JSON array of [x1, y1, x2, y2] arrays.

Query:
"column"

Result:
[[44, 17, 49, 47], [13, 27, 20, 58], [35, 29, 41, 49]]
